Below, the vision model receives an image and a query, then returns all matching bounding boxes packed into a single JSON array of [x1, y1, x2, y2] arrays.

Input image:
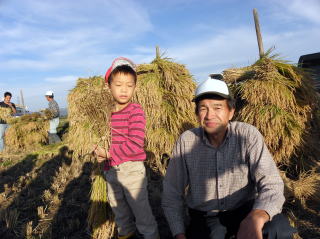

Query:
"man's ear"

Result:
[[229, 108, 235, 121]]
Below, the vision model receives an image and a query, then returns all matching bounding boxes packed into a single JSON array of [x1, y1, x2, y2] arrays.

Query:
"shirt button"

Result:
[[219, 184, 223, 187]]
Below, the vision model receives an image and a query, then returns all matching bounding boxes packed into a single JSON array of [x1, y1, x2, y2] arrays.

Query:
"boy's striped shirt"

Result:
[[106, 103, 146, 169]]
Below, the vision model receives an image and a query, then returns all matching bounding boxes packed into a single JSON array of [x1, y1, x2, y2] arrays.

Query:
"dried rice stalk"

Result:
[[67, 76, 112, 157], [68, 50, 197, 237], [223, 57, 319, 167], [282, 171, 320, 207], [88, 164, 116, 239], [4, 113, 49, 152], [68, 76, 114, 238], [0, 107, 12, 123], [135, 53, 197, 173]]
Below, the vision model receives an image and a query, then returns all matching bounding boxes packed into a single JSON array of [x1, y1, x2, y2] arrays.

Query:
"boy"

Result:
[[94, 57, 159, 239]]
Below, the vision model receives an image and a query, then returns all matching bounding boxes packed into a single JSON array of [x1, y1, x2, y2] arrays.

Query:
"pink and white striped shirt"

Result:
[[105, 103, 146, 170]]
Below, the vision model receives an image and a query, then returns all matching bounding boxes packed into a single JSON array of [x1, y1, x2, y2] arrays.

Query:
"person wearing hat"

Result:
[[162, 77, 295, 239], [93, 57, 159, 239], [0, 92, 16, 152], [45, 90, 61, 144]]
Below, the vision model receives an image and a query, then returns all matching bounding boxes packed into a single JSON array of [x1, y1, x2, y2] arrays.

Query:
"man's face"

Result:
[[4, 95, 11, 103], [45, 96, 51, 101], [108, 72, 136, 106], [197, 98, 234, 136]]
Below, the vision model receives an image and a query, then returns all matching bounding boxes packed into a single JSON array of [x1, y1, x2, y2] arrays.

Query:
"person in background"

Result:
[[0, 92, 16, 152], [162, 77, 296, 239], [93, 57, 159, 239], [45, 90, 61, 144]]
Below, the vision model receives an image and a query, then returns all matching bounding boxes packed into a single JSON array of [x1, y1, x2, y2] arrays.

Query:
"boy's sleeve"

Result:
[[109, 106, 146, 160]]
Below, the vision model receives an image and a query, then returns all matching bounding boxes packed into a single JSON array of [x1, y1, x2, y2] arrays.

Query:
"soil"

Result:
[[0, 147, 319, 239]]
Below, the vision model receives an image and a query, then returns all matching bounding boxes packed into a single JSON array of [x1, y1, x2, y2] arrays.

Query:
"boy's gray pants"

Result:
[[104, 161, 159, 239]]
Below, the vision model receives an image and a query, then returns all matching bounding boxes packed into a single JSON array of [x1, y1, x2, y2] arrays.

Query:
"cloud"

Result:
[[267, 0, 320, 25], [0, 0, 153, 72], [167, 26, 258, 81], [281, 0, 320, 24], [165, 23, 320, 83], [1, 0, 320, 110], [44, 75, 78, 83]]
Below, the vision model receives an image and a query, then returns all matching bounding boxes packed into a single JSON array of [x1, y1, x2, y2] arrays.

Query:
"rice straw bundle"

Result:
[[67, 49, 197, 238], [67, 76, 113, 157], [67, 76, 114, 238], [4, 113, 48, 152], [223, 57, 319, 166], [134, 50, 197, 173], [0, 107, 12, 123], [223, 56, 320, 232], [87, 165, 116, 239]]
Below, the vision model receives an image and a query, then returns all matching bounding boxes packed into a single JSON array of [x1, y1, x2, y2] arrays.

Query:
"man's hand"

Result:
[[93, 145, 110, 163], [237, 209, 269, 239], [175, 233, 186, 239], [5, 102, 16, 114]]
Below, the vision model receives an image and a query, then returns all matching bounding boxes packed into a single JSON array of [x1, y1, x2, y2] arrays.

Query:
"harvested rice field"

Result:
[[0, 54, 319, 239]]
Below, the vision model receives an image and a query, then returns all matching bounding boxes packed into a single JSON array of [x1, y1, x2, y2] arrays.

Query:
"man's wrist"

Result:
[[246, 209, 269, 228], [175, 233, 186, 239]]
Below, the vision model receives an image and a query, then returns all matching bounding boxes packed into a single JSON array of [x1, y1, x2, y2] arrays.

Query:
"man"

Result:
[[0, 92, 17, 152], [162, 77, 295, 239], [45, 91, 61, 144]]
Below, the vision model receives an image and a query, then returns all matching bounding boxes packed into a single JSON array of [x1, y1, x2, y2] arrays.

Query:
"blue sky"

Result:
[[0, 0, 319, 111]]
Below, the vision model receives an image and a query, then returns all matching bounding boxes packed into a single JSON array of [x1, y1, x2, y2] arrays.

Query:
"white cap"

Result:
[[45, 90, 54, 96], [193, 77, 231, 102]]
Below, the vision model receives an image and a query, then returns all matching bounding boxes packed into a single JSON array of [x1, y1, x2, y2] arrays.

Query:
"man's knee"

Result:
[[262, 214, 296, 239]]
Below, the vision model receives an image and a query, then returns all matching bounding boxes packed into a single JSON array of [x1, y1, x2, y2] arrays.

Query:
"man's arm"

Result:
[[162, 135, 189, 238], [4, 102, 16, 114], [237, 209, 269, 239], [238, 126, 285, 239]]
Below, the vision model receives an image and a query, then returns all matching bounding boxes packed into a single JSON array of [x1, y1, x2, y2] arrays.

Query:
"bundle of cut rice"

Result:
[[0, 107, 12, 123], [223, 55, 320, 236], [67, 49, 197, 238], [4, 113, 49, 152]]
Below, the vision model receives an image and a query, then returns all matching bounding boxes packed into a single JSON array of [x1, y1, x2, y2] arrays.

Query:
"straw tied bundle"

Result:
[[223, 56, 320, 229], [67, 54, 197, 238], [0, 107, 12, 123], [67, 76, 115, 238], [4, 113, 49, 152]]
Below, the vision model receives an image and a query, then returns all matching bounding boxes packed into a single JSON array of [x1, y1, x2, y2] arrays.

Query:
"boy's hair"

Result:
[[4, 92, 12, 97], [108, 65, 137, 84], [195, 94, 235, 114]]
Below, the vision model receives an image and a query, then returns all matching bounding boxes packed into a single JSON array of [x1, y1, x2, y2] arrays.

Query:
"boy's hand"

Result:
[[93, 145, 110, 163]]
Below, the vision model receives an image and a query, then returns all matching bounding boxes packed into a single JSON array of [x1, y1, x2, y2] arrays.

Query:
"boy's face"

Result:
[[108, 72, 136, 107]]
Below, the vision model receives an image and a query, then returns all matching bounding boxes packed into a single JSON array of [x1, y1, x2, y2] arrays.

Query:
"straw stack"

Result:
[[0, 107, 12, 123], [4, 113, 49, 152], [223, 56, 320, 218], [67, 76, 114, 238], [67, 50, 197, 238], [135, 50, 197, 173]]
